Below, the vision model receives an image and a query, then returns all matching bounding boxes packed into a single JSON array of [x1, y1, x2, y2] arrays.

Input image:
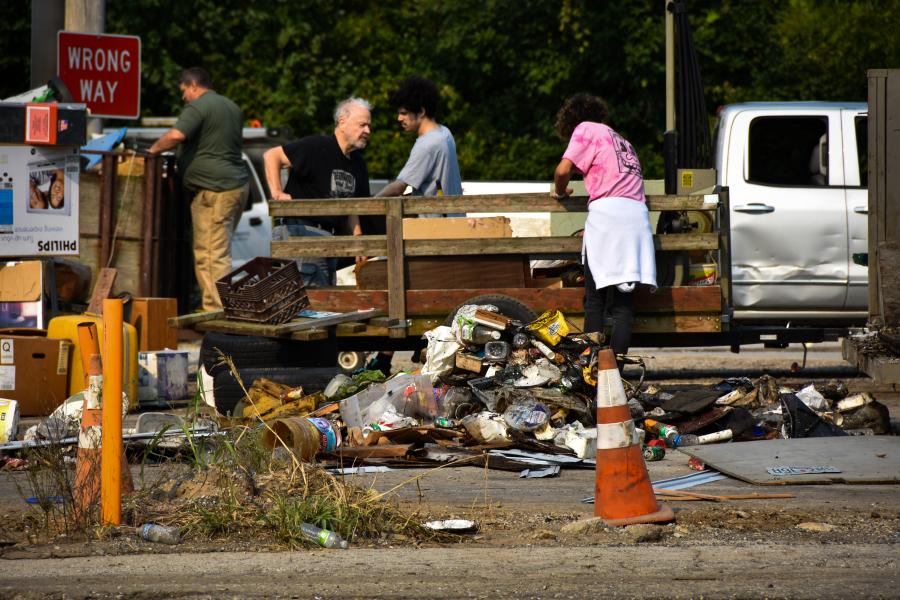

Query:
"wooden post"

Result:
[[385, 197, 407, 338], [101, 298, 123, 525]]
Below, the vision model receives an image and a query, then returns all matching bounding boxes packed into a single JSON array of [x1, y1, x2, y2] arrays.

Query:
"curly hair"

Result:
[[388, 76, 440, 119], [554, 93, 609, 140]]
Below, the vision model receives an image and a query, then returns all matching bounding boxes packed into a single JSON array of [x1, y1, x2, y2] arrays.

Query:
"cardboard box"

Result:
[[0, 335, 71, 416], [129, 297, 178, 351], [0, 261, 44, 329], [138, 349, 189, 403], [402, 217, 512, 240]]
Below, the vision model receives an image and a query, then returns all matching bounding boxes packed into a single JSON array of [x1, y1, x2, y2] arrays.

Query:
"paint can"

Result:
[[0, 398, 20, 443]]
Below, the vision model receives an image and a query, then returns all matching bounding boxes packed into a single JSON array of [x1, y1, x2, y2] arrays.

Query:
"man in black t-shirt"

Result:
[[263, 97, 373, 285]]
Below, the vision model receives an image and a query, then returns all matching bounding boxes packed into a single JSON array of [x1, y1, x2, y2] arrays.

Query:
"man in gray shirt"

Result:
[[369, 77, 463, 375], [377, 76, 462, 209]]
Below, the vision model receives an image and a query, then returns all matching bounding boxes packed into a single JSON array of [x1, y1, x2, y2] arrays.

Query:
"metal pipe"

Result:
[[140, 155, 156, 296], [151, 157, 164, 295], [99, 154, 117, 268], [665, 0, 675, 132]]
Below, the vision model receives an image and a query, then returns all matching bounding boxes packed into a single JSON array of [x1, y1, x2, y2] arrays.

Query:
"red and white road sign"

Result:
[[57, 31, 141, 119]]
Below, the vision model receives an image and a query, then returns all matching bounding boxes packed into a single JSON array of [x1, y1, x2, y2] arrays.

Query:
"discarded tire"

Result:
[[442, 294, 538, 327], [212, 366, 342, 417], [200, 332, 285, 376], [200, 332, 339, 376]]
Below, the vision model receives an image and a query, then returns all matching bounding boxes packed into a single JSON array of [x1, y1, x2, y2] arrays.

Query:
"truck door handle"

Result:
[[249, 217, 263, 226], [734, 203, 775, 214], [853, 206, 868, 214]]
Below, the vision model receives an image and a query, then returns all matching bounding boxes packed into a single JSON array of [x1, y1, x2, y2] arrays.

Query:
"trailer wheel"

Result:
[[337, 351, 368, 373], [442, 294, 538, 327], [212, 366, 342, 417]]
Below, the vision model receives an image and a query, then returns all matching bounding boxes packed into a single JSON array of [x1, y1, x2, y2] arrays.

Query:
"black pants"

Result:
[[583, 259, 635, 355]]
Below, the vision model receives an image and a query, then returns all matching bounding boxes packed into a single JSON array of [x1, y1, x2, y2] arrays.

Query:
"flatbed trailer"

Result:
[[171, 190, 734, 351]]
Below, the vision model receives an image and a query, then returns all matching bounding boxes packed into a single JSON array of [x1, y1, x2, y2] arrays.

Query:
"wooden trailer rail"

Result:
[[267, 190, 731, 341]]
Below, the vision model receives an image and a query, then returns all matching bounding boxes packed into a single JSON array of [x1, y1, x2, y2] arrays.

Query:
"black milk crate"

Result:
[[216, 257, 309, 324]]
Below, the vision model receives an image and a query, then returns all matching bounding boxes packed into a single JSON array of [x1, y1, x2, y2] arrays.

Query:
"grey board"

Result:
[[677, 436, 900, 485]]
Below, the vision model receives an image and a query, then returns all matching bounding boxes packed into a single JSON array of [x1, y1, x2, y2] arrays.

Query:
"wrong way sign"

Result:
[[57, 31, 141, 119]]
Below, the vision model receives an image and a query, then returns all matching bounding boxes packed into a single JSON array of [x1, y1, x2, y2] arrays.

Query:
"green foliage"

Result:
[[3, 1, 898, 180]]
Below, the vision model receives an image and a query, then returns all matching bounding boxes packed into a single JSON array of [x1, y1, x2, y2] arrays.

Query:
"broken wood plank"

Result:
[[86, 267, 117, 314], [329, 444, 414, 459], [309, 402, 340, 417], [168, 310, 224, 328]]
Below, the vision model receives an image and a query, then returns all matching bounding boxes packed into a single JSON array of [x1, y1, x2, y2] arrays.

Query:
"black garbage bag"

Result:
[[780, 393, 847, 438]]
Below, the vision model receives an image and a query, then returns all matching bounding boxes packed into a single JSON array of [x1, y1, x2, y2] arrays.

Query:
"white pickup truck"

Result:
[[715, 101, 868, 327]]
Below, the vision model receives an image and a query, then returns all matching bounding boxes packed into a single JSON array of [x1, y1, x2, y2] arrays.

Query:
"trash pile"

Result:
[[220, 302, 894, 470]]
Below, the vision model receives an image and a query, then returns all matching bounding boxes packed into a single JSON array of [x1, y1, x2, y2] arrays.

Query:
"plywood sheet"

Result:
[[678, 436, 900, 485]]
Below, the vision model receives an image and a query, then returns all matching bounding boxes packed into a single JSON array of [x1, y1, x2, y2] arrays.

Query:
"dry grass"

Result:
[[125, 426, 435, 548]]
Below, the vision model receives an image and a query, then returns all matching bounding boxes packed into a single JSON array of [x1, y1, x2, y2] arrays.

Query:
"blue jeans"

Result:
[[273, 220, 336, 287]]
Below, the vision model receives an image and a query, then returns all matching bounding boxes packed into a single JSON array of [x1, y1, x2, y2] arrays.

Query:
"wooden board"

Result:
[[307, 285, 722, 316], [356, 257, 529, 290], [86, 267, 117, 314], [193, 309, 379, 338], [267, 193, 719, 217], [273, 234, 717, 258], [678, 437, 900, 485], [402, 216, 512, 239]]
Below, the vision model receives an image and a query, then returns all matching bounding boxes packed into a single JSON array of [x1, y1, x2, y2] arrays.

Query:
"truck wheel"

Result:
[[337, 351, 367, 373], [442, 294, 538, 327], [655, 251, 689, 287], [212, 366, 342, 417]]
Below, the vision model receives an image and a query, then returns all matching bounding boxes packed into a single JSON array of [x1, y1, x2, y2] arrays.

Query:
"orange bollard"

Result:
[[101, 299, 124, 525], [594, 348, 674, 526]]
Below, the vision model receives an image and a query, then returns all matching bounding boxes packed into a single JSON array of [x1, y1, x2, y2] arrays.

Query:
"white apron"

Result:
[[582, 197, 657, 292]]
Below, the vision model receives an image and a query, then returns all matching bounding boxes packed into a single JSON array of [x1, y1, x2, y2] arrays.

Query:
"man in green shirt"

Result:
[[149, 67, 249, 311]]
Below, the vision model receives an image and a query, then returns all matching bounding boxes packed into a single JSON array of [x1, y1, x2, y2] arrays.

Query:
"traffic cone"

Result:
[[73, 364, 103, 519], [594, 348, 674, 526], [73, 354, 133, 520]]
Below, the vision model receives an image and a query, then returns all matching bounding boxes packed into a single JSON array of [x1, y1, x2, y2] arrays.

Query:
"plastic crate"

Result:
[[216, 257, 309, 325]]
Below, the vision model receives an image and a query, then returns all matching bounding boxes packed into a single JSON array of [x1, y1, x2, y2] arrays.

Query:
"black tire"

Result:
[[655, 251, 689, 287], [442, 293, 539, 327], [200, 332, 285, 376], [212, 366, 342, 417], [200, 332, 339, 376]]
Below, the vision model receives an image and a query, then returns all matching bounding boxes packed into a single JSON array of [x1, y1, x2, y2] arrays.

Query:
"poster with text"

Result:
[[0, 147, 80, 257]]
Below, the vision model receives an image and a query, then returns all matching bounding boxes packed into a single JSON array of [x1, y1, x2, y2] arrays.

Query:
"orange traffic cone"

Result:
[[73, 363, 103, 519], [73, 353, 133, 520], [594, 348, 674, 526]]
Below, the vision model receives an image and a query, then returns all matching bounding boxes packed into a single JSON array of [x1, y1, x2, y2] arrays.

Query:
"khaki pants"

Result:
[[190, 184, 249, 311]]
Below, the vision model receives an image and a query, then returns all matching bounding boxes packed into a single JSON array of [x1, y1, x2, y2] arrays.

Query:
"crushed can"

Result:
[[643, 445, 665, 461]]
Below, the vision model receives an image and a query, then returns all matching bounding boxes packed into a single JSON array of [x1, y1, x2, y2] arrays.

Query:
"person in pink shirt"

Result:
[[552, 94, 656, 359]]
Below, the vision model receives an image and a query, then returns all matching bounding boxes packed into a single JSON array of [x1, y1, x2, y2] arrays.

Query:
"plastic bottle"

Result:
[[300, 522, 349, 549], [139, 523, 181, 545], [471, 325, 501, 344]]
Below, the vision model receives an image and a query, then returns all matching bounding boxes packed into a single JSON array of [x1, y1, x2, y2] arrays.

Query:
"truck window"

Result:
[[747, 116, 828, 186], [855, 116, 868, 188]]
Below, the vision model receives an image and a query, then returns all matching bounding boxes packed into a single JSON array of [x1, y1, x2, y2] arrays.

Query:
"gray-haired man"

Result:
[[264, 98, 372, 285]]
